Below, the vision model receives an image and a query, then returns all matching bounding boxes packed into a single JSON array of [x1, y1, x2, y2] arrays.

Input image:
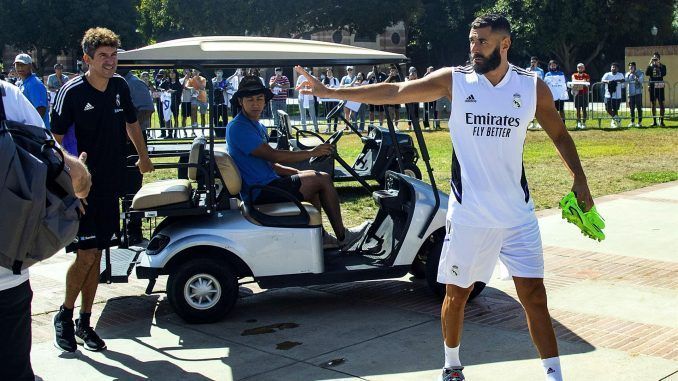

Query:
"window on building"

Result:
[[391, 32, 401, 46]]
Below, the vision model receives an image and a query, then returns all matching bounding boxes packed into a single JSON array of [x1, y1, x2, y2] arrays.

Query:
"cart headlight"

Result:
[[146, 234, 170, 255]]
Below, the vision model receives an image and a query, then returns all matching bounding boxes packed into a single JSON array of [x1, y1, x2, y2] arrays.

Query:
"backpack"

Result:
[[0, 82, 81, 274]]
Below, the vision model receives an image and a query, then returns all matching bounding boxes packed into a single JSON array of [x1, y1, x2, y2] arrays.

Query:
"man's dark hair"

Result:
[[611, 62, 619, 68], [530, 56, 538, 61], [81, 27, 121, 58], [471, 14, 511, 36], [653, 52, 660, 59], [629, 62, 636, 67]]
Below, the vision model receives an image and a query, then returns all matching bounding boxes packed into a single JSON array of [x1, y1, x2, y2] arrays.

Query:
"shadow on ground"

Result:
[[86, 277, 594, 380]]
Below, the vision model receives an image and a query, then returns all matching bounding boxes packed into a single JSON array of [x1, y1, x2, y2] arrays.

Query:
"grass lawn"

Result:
[[143, 121, 678, 227]]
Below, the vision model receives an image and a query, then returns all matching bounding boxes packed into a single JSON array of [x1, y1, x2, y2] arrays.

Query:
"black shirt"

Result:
[[160, 78, 183, 107], [645, 63, 667, 86], [368, 71, 388, 85], [51, 74, 137, 197]]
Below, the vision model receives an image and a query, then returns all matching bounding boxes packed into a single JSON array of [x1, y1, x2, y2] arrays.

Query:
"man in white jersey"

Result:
[[294, 14, 593, 381]]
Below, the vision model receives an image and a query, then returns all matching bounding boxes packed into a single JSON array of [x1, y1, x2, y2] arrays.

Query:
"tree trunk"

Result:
[[34, 48, 45, 77], [552, 41, 577, 74], [583, 35, 607, 67]]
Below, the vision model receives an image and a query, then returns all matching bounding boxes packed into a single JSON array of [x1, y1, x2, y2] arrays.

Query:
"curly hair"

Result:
[[81, 27, 120, 58]]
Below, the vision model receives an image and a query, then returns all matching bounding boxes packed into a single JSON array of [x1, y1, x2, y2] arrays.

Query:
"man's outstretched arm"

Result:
[[294, 66, 452, 105]]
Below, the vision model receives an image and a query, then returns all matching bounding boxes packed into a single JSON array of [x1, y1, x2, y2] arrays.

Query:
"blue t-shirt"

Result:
[[226, 113, 279, 201], [124, 72, 154, 111], [526, 66, 544, 79], [19, 73, 50, 129]]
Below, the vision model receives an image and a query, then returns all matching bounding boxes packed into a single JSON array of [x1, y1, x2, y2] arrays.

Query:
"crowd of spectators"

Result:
[[0, 51, 671, 138], [528, 52, 668, 129]]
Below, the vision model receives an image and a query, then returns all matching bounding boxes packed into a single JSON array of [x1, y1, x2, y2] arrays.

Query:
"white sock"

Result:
[[542, 356, 563, 381], [444, 343, 461, 369]]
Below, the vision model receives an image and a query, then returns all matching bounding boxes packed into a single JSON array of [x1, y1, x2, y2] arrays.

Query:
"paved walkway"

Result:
[[28, 182, 678, 381]]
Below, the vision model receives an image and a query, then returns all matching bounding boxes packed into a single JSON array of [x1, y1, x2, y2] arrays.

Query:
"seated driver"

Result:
[[226, 75, 368, 250]]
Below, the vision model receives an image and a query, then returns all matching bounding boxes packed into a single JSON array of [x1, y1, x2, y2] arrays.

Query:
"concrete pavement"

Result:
[[27, 181, 678, 380]]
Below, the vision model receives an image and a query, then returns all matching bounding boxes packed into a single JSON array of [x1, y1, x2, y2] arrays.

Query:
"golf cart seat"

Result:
[[276, 110, 323, 150], [131, 137, 207, 210], [210, 151, 321, 227], [131, 179, 193, 210]]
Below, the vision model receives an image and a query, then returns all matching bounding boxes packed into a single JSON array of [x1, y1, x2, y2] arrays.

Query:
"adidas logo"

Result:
[[547, 368, 556, 374], [465, 94, 477, 103], [83, 103, 94, 111]]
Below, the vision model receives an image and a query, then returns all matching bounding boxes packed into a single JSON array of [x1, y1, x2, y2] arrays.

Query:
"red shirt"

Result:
[[571, 72, 590, 95]]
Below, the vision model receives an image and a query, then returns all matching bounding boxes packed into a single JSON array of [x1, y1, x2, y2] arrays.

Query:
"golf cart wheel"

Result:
[[167, 259, 238, 323], [401, 162, 422, 180], [425, 236, 486, 301]]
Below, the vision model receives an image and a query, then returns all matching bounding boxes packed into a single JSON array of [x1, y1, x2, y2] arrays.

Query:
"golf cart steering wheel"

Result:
[[309, 130, 343, 164], [325, 100, 346, 122]]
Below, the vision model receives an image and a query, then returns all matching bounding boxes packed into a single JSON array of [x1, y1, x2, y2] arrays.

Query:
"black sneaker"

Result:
[[442, 367, 465, 381], [53, 309, 76, 352], [75, 320, 107, 351]]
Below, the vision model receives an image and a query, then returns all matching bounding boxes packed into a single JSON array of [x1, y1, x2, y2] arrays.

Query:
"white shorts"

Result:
[[437, 218, 544, 287]]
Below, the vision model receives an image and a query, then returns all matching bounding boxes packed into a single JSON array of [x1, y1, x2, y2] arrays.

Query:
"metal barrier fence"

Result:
[[527, 80, 676, 129], [586, 81, 675, 128], [144, 80, 676, 137]]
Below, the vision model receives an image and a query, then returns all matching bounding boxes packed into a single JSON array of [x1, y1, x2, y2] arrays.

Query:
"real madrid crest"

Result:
[[116, 93, 121, 107], [512, 93, 521, 109]]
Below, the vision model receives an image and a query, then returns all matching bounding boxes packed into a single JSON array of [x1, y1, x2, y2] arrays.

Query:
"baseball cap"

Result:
[[274, 67, 282, 72], [14, 53, 33, 65], [577, 63, 585, 68], [346, 66, 354, 71], [54, 63, 63, 69]]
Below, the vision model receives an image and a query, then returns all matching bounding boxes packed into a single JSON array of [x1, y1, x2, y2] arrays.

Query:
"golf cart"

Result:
[[275, 101, 422, 187], [105, 36, 484, 323]]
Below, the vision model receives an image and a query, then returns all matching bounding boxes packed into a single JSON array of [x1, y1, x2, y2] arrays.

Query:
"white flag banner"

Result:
[[161, 92, 173, 121], [345, 100, 362, 112]]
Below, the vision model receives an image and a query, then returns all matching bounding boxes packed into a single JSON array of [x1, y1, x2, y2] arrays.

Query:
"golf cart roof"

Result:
[[118, 36, 408, 68]]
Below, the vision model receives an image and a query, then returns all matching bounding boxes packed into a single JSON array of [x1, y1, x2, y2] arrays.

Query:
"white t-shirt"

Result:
[[295, 74, 314, 108], [0, 81, 46, 290], [448, 64, 538, 228], [180, 77, 192, 103], [602, 72, 625, 99], [544, 71, 569, 101]]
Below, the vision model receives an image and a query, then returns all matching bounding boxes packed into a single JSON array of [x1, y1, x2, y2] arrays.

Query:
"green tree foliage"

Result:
[[489, 0, 675, 76], [406, 0, 495, 68], [137, 0, 421, 42], [138, 0, 419, 41], [0, 0, 140, 74]]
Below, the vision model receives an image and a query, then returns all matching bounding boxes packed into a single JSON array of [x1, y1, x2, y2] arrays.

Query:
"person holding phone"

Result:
[[645, 52, 667, 127]]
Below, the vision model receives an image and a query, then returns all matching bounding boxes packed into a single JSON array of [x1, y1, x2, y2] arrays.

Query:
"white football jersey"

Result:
[[448, 64, 538, 228]]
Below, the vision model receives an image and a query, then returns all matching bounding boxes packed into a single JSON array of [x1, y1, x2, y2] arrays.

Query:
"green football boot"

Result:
[[559, 192, 606, 241]]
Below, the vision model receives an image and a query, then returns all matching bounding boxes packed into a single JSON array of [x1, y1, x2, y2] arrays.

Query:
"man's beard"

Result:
[[470, 46, 501, 74]]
